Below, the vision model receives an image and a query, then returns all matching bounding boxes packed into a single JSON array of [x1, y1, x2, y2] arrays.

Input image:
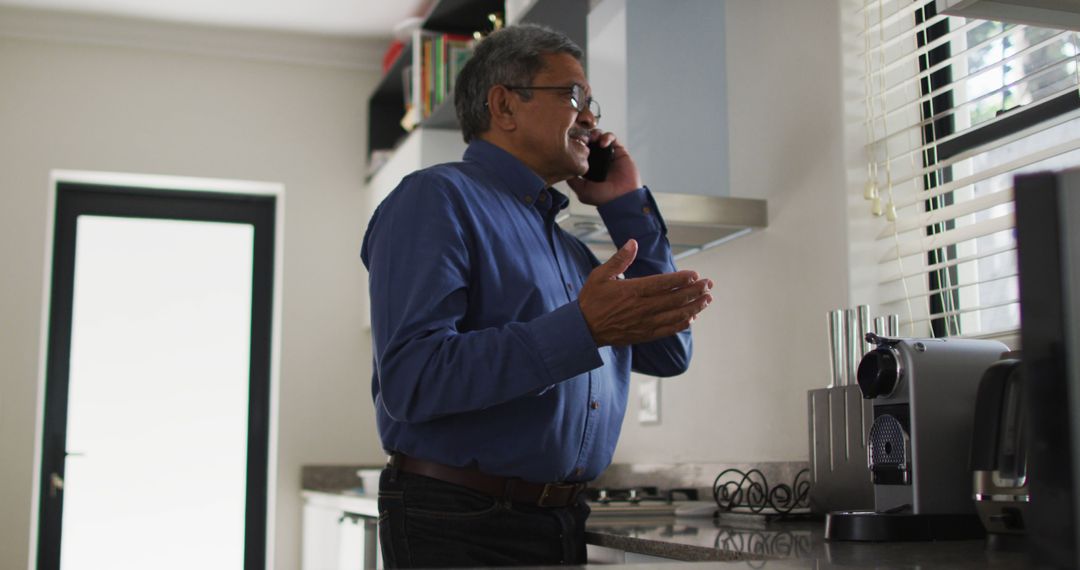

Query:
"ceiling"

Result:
[[0, 0, 433, 37]]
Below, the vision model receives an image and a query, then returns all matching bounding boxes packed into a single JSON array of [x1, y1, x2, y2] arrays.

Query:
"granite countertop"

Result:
[[301, 466, 1031, 569], [584, 515, 1030, 569], [303, 489, 1030, 568]]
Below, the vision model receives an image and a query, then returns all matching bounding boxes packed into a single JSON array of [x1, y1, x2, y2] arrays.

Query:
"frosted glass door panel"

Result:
[[61, 215, 254, 570]]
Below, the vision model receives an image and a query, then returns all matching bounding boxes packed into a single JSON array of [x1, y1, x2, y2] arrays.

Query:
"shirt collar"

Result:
[[546, 186, 571, 215], [463, 139, 548, 206]]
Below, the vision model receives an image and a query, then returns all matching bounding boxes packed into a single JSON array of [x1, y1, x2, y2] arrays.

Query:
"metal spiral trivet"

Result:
[[713, 528, 813, 560], [712, 468, 811, 515]]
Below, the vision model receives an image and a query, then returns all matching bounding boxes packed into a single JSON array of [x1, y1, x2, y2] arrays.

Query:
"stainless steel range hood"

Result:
[[574, 0, 768, 262], [556, 192, 768, 261]]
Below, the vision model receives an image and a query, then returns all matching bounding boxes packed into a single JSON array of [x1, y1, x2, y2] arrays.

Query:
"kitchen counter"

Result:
[[303, 485, 1030, 569], [585, 515, 1030, 568]]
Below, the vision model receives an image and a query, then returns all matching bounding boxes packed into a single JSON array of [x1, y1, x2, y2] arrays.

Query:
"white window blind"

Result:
[[859, 0, 1080, 338]]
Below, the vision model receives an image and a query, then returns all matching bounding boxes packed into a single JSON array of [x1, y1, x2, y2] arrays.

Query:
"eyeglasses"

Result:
[[503, 84, 601, 120]]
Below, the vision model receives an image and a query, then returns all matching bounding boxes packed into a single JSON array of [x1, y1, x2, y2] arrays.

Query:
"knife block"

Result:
[[807, 385, 874, 514]]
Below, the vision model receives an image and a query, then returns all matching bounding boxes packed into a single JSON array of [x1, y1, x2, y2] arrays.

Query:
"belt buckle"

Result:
[[537, 483, 579, 507]]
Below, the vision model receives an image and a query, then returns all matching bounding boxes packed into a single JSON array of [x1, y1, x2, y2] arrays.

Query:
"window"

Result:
[[859, 0, 1080, 338]]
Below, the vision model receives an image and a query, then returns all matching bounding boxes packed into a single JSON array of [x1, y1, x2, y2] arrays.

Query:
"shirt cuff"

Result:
[[596, 186, 668, 244], [524, 301, 603, 383]]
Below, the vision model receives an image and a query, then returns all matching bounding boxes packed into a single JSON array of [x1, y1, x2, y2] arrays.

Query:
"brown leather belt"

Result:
[[388, 453, 586, 508]]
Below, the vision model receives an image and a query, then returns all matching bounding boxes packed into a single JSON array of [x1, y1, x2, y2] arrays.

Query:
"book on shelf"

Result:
[[433, 34, 444, 109], [406, 31, 476, 127], [446, 37, 473, 95], [423, 33, 436, 118]]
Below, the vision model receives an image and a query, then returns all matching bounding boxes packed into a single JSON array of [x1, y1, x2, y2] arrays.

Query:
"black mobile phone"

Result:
[[584, 140, 614, 182]]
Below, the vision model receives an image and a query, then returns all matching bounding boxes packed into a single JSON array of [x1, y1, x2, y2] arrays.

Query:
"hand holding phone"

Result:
[[568, 132, 641, 206], [583, 140, 615, 182]]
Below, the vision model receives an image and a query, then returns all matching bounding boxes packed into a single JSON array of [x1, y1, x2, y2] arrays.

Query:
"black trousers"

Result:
[[377, 466, 590, 568]]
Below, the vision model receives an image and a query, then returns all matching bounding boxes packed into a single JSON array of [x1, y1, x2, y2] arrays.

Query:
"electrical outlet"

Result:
[[638, 377, 660, 424]]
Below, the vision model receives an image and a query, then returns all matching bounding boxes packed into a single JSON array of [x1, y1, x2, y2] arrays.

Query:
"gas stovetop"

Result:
[[585, 486, 713, 517]]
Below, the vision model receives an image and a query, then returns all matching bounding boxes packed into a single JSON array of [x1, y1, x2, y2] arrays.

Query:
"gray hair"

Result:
[[454, 24, 584, 143]]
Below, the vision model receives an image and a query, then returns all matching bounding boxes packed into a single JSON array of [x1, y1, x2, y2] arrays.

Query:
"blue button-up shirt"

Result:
[[361, 139, 692, 483]]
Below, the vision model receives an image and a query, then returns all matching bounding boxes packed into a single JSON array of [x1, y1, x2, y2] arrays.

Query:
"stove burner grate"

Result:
[[585, 486, 699, 505]]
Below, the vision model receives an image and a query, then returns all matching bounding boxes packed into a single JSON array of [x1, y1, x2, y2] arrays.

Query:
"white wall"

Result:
[[0, 13, 385, 570], [613, 0, 850, 463]]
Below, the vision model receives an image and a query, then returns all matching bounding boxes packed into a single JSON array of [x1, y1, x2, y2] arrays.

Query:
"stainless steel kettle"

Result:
[[970, 357, 1029, 535]]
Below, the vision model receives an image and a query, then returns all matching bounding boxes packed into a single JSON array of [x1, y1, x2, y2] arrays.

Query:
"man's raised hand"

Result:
[[578, 239, 713, 347]]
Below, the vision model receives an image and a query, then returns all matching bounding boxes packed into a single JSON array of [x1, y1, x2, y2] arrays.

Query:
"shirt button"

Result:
[[538, 193, 547, 202], [642, 206, 652, 214], [565, 282, 573, 291], [523, 194, 534, 204], [590, 401, 600, 410], [575, 467, 584, 476]]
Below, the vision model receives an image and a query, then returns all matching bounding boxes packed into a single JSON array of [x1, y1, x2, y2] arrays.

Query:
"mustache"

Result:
[[568, 127, 594, 140]]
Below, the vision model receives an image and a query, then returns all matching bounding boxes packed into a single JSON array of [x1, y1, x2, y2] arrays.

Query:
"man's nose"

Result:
[[576, 109, 597, 130]]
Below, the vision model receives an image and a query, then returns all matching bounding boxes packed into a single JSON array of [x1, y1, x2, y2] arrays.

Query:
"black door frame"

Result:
[[38, 181, 276, 570]]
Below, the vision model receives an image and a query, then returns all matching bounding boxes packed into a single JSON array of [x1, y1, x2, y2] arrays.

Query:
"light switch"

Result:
[[638, 377, 660, 424]]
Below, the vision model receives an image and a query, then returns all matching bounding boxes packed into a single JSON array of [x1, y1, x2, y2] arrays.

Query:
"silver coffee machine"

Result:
[[826, 333, 1009, 541]]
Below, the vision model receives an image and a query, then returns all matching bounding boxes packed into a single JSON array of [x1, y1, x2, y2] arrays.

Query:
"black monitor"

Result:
[[1014, 169, 1080, 567]]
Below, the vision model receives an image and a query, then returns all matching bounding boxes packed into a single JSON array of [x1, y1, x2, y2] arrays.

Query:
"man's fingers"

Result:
[[648, 293, 712, 328], [630, 281, 710, 313], [631, 270, 703, 297]]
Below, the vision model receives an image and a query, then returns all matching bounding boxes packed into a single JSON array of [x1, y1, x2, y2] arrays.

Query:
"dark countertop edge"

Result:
[[584, 530, 772, 562]]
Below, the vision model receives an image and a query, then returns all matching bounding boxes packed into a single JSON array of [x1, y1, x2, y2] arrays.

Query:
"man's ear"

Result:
[[487, 85, 517, 132]]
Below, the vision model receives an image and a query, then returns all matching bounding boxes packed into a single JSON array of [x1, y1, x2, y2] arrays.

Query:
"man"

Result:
[[361, 24, 713, 567]]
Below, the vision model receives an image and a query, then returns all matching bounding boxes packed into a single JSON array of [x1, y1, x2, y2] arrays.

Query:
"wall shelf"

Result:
[[364, 0, 503, 160]]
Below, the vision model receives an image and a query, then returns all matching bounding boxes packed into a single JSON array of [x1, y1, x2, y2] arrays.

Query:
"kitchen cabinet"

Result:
[[301, 491, 381, 570]]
